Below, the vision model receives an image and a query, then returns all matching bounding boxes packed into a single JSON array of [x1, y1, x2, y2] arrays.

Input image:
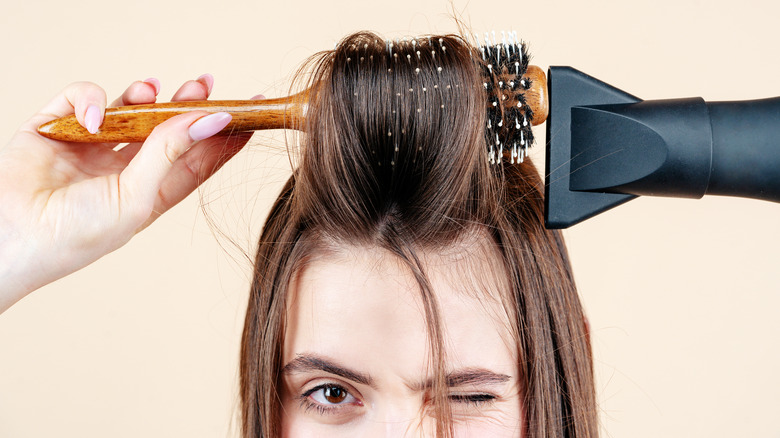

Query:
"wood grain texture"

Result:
[[38, 90, 310, 143], [524, 66, 548, 126], [38, 66, 548, 143]]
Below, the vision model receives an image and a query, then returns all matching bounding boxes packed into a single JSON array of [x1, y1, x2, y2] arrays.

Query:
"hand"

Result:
[[0, 75, 256, 314]]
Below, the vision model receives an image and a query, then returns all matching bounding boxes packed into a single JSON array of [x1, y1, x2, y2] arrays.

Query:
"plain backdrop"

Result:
[[1, 0, 779, 437]]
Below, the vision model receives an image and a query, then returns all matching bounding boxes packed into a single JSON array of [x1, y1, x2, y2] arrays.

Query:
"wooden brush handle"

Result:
[[38, 90, 310, 143], [38, 68, 548, 143]]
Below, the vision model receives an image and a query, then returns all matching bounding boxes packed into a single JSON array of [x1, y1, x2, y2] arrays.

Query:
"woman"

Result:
[[0, 32, 596, 437]]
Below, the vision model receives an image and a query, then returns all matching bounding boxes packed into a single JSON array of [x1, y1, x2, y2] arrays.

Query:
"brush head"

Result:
[[475, 31, 535, 165]]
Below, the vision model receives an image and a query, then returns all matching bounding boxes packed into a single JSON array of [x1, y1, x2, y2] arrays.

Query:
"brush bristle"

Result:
[[476, 31, 534, 164]]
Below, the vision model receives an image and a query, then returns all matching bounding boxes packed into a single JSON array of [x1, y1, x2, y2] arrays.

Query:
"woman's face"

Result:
[[281, 243, 523, 437]]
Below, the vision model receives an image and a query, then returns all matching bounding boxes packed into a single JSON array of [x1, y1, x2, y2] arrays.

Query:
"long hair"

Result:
[[240, 32, 597, 437]]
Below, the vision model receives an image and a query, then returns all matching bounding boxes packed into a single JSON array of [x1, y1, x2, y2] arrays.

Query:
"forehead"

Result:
[[283, 242, 517, 380]]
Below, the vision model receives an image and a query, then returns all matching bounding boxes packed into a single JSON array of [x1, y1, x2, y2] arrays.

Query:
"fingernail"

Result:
[[85, 104, 102, 134], [189, 112, 232, 141], [250, 94, 266, 100], [197, 73, 214, 93], [143, 77, 161, 95]]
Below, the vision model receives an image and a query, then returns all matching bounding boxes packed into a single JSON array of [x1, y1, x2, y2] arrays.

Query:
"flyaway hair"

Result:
[[240, 32, 597, 438]]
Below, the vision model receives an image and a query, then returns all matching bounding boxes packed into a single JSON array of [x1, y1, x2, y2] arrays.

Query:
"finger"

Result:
[[109, 78, 160, 107], [25, 81, 107, 133], [140, 131, 253, 227], [116, 142, 144, 162], [118, 93, 264, 198], [119, 111, 232, 222], [171, 74, 213, 102], [136, 93, 264, 227]]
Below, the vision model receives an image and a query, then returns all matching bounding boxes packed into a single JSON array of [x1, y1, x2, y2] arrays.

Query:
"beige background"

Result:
[[1, 0, 779, 436]]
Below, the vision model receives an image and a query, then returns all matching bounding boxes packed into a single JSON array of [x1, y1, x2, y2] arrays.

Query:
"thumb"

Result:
[[119, 111, 232, 220]]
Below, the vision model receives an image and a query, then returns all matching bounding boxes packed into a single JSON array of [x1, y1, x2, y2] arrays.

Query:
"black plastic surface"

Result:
[[544, 67, 638, 229], [706, 97, 780, 201], [569, 98, 713, 198]]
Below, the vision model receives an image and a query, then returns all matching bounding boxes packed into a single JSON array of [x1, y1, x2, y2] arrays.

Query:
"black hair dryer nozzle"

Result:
[[544, 66, 780, 229]]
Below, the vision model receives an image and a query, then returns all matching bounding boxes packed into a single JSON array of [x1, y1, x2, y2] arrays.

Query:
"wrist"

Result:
[[0, 227, 42, 314]]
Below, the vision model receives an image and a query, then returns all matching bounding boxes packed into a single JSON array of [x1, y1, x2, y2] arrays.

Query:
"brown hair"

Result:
[[240, 32, 597, 437]]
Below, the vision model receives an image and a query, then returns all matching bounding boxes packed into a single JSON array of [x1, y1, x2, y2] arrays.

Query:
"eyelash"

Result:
[[299, 384, 357, 416], [449, 393, 497, 406], [299, 384, 497, 416]]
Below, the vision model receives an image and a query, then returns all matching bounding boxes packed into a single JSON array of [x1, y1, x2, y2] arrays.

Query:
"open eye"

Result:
[[307, 384, 358, 407]]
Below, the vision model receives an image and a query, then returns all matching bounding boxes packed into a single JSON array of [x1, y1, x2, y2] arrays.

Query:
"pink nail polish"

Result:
[[189, 112, 232, 141], [85, 105, 102, 134], [197, 73, 214, 93], [143, 77, 161, 95]]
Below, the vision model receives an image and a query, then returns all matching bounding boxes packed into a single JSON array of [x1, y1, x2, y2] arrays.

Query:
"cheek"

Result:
[[281, 410, 365, 438], [451, 411, 523, 438], [280, 402, 323, 438]]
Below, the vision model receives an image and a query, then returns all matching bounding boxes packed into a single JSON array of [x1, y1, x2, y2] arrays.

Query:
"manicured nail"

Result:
[[250, 94, 266, 100], [85, 104, 102, 134], [143, 77, 161, 95], [197, 73, 214, 93], [189, 112, 232, 141]]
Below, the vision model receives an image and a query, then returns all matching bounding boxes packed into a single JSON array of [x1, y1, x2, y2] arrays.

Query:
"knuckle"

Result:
[[148, 124, 188, 165]]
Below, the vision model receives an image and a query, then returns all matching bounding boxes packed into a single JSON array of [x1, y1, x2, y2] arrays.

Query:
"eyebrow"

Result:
[[442, 368, 512, 388], [283, 354, 374, 386], [282, 354, 511, 390]]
